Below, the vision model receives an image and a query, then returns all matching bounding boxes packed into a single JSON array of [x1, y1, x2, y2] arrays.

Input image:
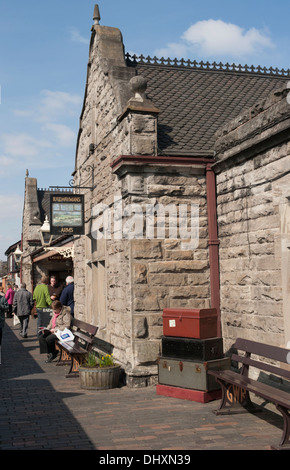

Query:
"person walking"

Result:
[[12, 282, 34, 338], [5, 284, 15, 318], [60, 276, 74, 317], [33, 275, 52, 335], [0, 294, 9, 364]]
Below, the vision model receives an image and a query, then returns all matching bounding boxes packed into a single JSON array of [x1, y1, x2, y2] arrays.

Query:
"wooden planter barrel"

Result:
[[79, 365, 121, 390]]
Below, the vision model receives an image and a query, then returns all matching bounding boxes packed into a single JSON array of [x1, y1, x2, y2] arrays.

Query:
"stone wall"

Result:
[[215, 85, 290, 352], [114, 164, 210, 384], [73, 23, 213, 385]]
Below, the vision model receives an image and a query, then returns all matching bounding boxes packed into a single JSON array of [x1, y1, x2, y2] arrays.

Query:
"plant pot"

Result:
[[79, 364, 121, 390]]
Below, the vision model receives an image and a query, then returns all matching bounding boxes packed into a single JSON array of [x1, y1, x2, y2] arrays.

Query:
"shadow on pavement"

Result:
[[0, 322, 95, 450]]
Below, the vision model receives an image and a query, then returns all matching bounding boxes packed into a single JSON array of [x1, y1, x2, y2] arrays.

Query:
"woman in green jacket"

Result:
[[33, 275, 52, 335]]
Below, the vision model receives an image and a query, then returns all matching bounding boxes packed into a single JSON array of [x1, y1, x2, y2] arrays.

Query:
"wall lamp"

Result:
[[14, 245, 23, 264], [39, 215, 53, 247]]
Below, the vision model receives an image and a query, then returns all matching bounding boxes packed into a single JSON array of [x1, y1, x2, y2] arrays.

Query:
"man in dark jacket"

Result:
[[13, 283, 34, 338], [59, 276, 74, 317]]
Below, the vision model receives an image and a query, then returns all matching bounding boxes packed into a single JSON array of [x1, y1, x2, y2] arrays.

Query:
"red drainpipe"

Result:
[[206, 163, 221, 337]]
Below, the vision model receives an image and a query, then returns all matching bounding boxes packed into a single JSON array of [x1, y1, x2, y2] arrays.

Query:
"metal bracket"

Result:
[[50, 163, 95, 191]]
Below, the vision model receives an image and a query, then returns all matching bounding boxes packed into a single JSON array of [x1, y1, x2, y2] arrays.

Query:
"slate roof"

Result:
[[127, 55, 290, 156]]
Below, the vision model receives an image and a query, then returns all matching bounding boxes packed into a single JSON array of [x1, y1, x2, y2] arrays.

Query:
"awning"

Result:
[[32, 243, 74, 263]]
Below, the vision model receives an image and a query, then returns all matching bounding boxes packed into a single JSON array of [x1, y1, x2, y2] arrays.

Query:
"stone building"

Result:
[[21, 175, 74, 292], [72, 5, 290, 386], [4, 241, 21, 288], [214, 85, 290, 353]]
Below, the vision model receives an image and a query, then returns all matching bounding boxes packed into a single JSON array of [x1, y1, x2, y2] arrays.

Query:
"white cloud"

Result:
[[2, 133, 52, 158], [0, 155, 13, 167], [42, 123, 76, 147], [0, 155, 16, 176], [0, 194, 23, 258], [13, 90, 82, 123], [155, 19, 274, 60], [69, 27, 89, 45], [0, 194, 23, 221], [5, 89, 81, 170], [38, 90, 82, 122], [154, 43, 188, 60], [40, 89, 81, 112], [183, 20, 274, 57]]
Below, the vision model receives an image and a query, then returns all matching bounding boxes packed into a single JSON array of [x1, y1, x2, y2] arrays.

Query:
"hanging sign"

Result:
[[50, 194, 84, 235]]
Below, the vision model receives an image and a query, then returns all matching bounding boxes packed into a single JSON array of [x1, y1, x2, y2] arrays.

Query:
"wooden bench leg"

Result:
[[271, 405, 290, 450], [213, 379, 261, 415], [56, 347, 71, 366], [65, 354, 85, 378]]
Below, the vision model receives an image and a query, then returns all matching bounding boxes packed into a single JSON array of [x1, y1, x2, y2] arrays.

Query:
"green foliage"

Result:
[[84, 351, 115, 368], [85, 351, 98, 367], [98, 354, 115, 368]]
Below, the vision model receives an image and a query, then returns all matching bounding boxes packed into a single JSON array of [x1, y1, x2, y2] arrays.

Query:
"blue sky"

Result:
[[0, 0, 289, 259]]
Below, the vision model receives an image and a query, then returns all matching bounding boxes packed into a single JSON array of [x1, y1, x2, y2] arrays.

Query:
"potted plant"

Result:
[[79, 351, 121, 390]]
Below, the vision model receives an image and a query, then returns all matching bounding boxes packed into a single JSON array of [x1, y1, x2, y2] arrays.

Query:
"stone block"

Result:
[[134, 340, 160, 365], [132, 240, 162, 259], [133, 264, 147, 283]]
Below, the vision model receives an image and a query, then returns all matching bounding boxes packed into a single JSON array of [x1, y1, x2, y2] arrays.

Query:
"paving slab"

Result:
[[0, 318, 285, 451]]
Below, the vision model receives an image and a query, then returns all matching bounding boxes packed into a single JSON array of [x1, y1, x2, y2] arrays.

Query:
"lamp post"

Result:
[[14, 244, 23, 264], [39, 215, 53, 247], [13, 244, 23, 284]]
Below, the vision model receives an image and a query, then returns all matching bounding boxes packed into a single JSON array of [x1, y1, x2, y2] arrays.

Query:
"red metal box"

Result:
[[163, 308, 218, 339]]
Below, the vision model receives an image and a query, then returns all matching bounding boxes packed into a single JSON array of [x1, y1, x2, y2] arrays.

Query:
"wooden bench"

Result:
[[56, 318, 98, 378], [208, 337, 290, 450]]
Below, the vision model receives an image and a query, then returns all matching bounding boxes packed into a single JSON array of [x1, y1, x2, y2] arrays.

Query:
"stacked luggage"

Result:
[[156, 308, 230, 403]]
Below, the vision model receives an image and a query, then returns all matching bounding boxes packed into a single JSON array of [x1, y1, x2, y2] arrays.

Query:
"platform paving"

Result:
[[0, 317, 285, 451]]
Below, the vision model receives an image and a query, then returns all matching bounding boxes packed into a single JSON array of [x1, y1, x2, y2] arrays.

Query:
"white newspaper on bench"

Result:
[[55, 328, 75, 346]]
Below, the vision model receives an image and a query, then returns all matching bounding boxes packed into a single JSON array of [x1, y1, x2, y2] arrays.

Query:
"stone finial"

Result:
[[118, 75, 159, 121], [26, 169, 29, 177], [129, 76, 148, 102], [93, 4, 101, 25]]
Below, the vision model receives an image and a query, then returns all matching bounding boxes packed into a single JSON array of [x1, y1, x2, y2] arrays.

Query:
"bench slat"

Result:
[[73, 319, 98, 336], [73, 330, 94, 344], [234, 338, 289, 364], [57, 342, 87, 354], [232, 353, 290, 380]]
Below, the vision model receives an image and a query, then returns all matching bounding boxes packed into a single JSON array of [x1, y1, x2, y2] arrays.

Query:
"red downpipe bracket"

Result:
[[206, 164, 221, 337]]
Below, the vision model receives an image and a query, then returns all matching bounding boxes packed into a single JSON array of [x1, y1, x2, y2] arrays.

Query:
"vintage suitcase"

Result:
[[163, 308, 217, 339], [158, 356, 230, 391], [161, 336, 223, 361]]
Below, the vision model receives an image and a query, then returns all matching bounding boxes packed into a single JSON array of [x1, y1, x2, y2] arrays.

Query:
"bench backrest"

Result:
[[233, 338, 290, 381], [72, 318, 98, 351]]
